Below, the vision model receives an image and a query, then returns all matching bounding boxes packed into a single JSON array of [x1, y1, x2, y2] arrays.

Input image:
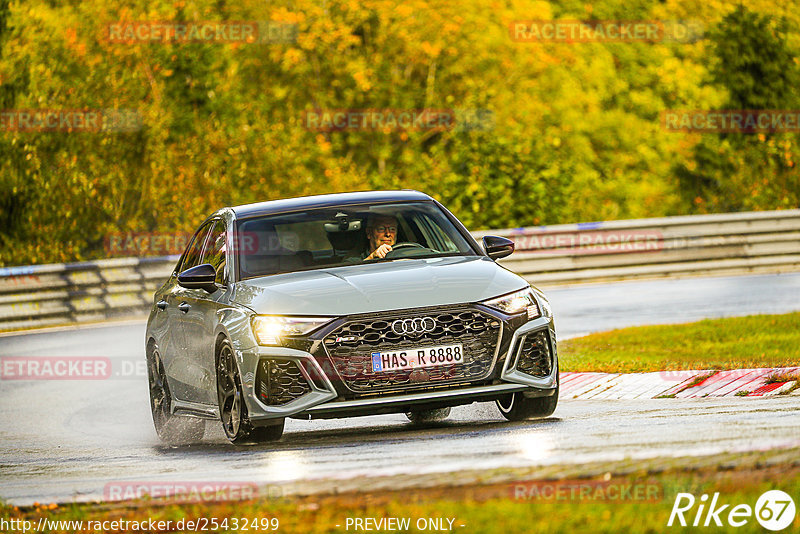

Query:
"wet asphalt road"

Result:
[[1, 273, 799, 505]]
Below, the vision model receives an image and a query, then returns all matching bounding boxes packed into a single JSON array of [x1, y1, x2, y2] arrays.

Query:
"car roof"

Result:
[[229, 190, 435, 219]]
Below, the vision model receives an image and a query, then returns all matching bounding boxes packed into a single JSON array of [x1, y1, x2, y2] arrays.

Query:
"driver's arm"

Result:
[[365, 243, 392, 260]]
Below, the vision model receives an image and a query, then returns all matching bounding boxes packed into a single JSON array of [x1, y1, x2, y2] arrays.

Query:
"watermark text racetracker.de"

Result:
[[502, 230, 750, 254], [507, 230, 663, 254], [0, 357, 145, 381], [513, 479, 662, 501], [662, 110, 800, 133], [105, 231, 192, 257], [301, 108, 495, 132], [104, 230, 298, 257], [104, 481, 284, 503], [105, 21, 297, 44], [510, 20, 703, 43], [0, 109, 142, 132]]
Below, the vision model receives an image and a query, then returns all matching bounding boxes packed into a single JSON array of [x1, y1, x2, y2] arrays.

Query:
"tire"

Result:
[[496, 387, 559, 422], [147, 346, 205, 444], [216, 339, 285, 444], [406, 406, 451, 424]]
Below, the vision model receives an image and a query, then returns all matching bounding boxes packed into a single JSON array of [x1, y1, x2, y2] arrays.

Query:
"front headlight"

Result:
[[481, 288, 540, 319], [251, 316, 333, 346]]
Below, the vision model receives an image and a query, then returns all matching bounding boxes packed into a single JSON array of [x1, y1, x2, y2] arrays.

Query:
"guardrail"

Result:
[[1, 209, 799, 331], [0, 257, 179, 332], [486, 209, 800, 286]]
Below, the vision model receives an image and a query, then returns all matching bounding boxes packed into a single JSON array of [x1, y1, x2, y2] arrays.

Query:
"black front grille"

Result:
[[323, 306, 501, 394], [256, 359, 312, 405], [515, 330, 552, 377]]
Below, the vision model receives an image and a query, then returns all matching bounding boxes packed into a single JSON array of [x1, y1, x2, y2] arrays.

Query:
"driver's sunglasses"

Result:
[[374, 225, 397, 234]]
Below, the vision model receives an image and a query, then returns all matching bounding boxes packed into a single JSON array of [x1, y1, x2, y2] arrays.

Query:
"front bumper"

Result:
[[237, 311, 557, 423]]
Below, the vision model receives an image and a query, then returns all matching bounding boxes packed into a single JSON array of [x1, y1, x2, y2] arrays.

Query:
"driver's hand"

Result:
[[366, 244, 392, 260]]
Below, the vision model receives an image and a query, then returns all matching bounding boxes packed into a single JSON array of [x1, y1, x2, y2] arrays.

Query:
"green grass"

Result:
[[3, 464, 798, 533], [559, 312, 800, 373]]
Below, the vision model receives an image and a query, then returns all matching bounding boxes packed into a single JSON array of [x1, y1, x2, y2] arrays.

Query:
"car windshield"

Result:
[[236, 201, 478, 279]]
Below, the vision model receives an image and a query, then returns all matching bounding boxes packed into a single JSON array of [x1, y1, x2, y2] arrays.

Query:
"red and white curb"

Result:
[[560, 368, 799, 400]]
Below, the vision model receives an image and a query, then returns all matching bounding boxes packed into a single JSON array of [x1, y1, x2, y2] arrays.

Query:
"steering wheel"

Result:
[[385, 242, 428, 259], [391, 242, 425, 250]]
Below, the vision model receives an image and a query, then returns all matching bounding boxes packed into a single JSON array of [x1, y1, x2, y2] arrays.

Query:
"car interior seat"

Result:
[[239, 222, 304, 276]]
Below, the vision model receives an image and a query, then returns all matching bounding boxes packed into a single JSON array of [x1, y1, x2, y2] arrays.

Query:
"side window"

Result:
[[200, 219, 227, 285], [178, 222, 213, 273], [412, 213, 458, 252]]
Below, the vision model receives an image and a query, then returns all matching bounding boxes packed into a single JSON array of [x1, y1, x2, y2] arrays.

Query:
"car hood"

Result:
[[232, 256, 528, 315]]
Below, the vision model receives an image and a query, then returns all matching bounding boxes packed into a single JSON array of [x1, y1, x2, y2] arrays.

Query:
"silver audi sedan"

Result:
[[145, 190, 558, 444]]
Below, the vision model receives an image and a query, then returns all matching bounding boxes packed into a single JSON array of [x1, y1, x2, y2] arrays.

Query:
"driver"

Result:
[[364, 215, 398, 260]]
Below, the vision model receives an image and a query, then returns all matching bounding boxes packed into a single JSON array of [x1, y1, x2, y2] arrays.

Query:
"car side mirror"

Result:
[[482, 235, 515, 260], [178, 263, 218, 293]]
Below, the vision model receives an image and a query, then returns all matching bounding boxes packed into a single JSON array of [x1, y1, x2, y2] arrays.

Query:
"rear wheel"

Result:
[[406, 407, 451, 424], [147, 346, 205, 444], [216, 339, 284, 444], [497, 387, 558, 422]]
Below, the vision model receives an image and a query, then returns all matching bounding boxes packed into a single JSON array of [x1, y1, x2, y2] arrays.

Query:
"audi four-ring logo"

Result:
[[391, 317, 436, 335]]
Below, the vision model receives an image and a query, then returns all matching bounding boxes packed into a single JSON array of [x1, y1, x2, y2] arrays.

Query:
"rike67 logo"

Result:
[[668, 490, 796, 531]]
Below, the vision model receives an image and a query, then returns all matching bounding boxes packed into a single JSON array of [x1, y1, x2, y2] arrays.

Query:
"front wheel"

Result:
[[496, 387, 558, 422], [216, 339, 284, 444], [147, 346, 205, 444]]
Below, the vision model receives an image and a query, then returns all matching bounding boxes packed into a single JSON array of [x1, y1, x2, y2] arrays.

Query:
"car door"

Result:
[[175, 217, 230, 405], [166, 221, 213, 403], [153, 272, 183, 380]]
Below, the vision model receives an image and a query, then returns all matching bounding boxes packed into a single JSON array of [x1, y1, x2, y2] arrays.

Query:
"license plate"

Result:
[[371, 344, 464, 373]]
